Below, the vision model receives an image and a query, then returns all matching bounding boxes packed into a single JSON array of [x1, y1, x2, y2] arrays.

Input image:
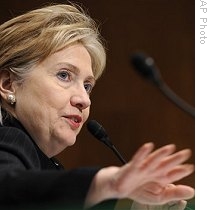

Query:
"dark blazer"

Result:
[[0, 116, 117, 210]]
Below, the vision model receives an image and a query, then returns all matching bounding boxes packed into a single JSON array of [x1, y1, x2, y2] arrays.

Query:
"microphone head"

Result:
[[87, 120, 127, 164], [87, 120, 114, 147], [131, 52, 162, 85], [86, 120, 107, 140]]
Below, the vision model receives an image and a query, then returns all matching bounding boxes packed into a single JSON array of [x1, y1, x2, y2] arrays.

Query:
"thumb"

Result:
[[162, 184, 194, 203]]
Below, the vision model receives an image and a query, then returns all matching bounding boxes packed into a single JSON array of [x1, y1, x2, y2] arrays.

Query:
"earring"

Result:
[[7, 94, 16, 105]]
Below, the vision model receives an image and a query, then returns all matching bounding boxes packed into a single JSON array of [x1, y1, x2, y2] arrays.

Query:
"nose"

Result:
[[70, 87, 91, 111]]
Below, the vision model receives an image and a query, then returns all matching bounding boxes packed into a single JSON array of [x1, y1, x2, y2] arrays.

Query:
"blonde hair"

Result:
[[0, 3, 106, 124]]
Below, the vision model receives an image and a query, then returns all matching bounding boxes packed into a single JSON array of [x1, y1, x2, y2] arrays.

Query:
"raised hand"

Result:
[[85, 143, 194, 208], [110, 143, 194, 204]]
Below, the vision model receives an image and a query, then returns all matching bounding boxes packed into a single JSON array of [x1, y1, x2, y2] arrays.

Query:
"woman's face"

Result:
[[14, 44, 95, 157]]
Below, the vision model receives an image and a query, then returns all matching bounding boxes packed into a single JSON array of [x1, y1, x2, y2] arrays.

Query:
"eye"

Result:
[[56, 70, 71, 81], [84, 83, 94, 94]]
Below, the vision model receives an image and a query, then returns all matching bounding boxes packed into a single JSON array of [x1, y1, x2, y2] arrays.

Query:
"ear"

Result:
[[0, 70, 16, 101]]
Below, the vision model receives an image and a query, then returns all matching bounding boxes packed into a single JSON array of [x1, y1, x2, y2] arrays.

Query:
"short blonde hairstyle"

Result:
[[0, 3, 106, 123]]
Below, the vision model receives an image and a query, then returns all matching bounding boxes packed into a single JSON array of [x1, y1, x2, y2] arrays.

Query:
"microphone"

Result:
[[86, 120, 127, 164], [131, 52, 195, 118]]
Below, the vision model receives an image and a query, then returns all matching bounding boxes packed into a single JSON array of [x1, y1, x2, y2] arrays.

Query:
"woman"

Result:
[[0, 3, 194, 210]]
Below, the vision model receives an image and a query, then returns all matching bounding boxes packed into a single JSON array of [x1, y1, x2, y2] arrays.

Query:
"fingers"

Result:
[[155, 149, 192, 172], [139, 144, 177, 171], [161, 184, 195, 203], [132, 144, 176, 169], [153, 164, 194, 186], [111, 143, 194, 205], [166, 164, 194, 183], [128, 183, 194, 206], [131, 143, 192, 183], [132, 142, 155, 164]]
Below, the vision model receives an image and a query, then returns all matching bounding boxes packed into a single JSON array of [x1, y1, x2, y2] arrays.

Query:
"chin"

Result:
[[62, 134, 77, 147], [67, 139, 76, 146], [53, 125, 78, 147]]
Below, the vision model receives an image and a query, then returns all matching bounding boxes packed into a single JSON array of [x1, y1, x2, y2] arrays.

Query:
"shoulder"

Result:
[[0, 126, 34, 149], [0, 125, 30, 140], [0, 126, 41, 169]]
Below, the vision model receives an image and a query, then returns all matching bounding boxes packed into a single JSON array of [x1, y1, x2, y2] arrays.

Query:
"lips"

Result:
[[64, 115, 82, 129]]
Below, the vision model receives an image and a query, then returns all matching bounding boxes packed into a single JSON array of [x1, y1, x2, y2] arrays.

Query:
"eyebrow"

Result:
[[56, 62, 96, 85]]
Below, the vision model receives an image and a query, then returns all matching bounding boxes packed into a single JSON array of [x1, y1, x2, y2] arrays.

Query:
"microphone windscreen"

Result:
[[131, 53, 154, 78], [131, 52, 162, 85], [86, 120, 107, 141], [87, 119, 126, 164]]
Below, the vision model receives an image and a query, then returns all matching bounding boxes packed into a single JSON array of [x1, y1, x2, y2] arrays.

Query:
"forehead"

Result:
[[38, 44, 93, 76]]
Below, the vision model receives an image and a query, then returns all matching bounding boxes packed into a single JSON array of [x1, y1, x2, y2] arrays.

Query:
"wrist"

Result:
[[84, 166, 120, 208]]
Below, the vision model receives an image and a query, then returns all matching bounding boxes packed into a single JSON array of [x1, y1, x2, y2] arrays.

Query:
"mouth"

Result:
[[70, 115, 82, 123], [64, 115, 82, 129]]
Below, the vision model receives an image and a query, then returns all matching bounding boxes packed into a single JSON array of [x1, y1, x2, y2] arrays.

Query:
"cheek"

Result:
[[45, 91, 68, 110], [34, 86, 69, 111], [16, 84, 66, 124]]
